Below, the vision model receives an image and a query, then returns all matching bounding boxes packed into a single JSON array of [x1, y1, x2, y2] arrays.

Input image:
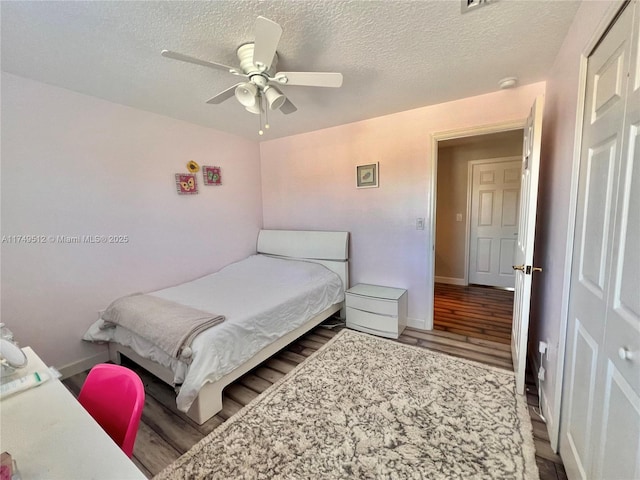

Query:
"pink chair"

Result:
[[78, 364, 145, 458]]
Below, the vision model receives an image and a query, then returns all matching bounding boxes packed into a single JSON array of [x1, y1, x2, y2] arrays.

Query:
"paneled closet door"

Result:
[[560, 2, 640, 479], [593, 2, 640, 477]]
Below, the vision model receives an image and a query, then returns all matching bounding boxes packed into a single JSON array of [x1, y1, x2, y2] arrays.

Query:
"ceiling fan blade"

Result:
[[280, 98, 297, 114], [206, 83, 243, 104], [273, 72, 343, 88], [161, 50, 239, 74], [253, 16, 282, 71]]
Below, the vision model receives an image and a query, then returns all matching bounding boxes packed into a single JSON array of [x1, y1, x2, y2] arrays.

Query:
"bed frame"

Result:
[[109, 229, 349, 424]]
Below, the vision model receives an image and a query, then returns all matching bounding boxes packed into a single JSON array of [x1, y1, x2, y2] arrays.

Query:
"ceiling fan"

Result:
[[162, 16, 343, 135]]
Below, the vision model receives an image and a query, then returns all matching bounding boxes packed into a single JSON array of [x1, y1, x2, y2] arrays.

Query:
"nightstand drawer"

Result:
[[346, 294, 398, 317], [346, 307, 398, 334]]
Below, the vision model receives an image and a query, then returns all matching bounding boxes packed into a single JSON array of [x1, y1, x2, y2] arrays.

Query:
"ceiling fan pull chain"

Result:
[[264, 95, 270, 130], [258, 93, 264, 136]]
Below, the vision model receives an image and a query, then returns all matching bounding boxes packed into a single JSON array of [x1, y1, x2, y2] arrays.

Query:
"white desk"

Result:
[[0, 347, 146, 479]]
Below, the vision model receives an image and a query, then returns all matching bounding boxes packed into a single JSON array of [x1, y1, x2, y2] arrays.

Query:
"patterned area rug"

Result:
[[155, 330, 539, 479]]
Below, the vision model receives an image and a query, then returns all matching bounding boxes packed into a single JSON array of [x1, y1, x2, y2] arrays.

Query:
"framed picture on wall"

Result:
[[175, 173, 198, 195], [202, 166, 222, 186], [356, 162, 379, 188]]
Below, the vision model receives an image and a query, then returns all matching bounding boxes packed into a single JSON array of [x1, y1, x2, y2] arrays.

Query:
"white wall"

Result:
[[1, 73, 263, 369], [260, 82, 545, 329], [530, 0, 617, 450]]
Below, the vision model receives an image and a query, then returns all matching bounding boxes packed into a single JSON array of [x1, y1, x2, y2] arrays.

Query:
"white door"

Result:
[[560, 2, 640, 479], [511, 95, 544, 395], [469, 159, 521, 288]]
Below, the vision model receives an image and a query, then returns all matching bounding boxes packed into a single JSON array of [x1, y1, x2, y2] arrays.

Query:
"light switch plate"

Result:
[[416, 218, 425, 230], [456, 213, 463, 222]]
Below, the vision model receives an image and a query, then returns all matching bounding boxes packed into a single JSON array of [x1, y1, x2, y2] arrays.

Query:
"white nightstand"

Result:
[[345, 284, 408, 339]]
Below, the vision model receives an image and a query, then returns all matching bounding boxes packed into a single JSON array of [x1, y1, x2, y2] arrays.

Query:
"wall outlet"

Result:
[[539, 341, 548, 355], [539, 340, 551, 361]]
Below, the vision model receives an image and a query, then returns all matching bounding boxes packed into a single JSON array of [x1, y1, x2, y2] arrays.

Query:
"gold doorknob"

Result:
[[532, 267, 543, 273], [512, 265, 525, 271]]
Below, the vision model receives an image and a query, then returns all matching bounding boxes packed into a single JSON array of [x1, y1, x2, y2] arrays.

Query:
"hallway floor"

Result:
[[434, 282, 514, 344]]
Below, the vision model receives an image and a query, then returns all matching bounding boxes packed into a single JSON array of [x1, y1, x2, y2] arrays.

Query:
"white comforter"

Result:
[[84, 254, 344, 411]]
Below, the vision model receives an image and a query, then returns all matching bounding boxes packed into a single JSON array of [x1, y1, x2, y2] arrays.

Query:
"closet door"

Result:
[[593, 2, 640, 477], [560, 2, 640, 479]]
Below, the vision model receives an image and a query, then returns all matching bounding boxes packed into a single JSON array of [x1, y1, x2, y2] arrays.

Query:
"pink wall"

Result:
[[1, 73, 263, 369], [530, 0, 617, 450], [260, 82, 545, 328]]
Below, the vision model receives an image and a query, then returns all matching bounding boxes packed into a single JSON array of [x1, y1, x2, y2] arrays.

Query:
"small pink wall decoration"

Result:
[[175, 173, 198, 195], [203, 166, 222, 186]]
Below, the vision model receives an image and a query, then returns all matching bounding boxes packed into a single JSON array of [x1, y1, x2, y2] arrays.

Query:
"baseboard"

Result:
[[434, 276, 467, 286], [528, 350, 556, 452], [406, 316, 427, 330], [58, 350, 109, 380], [540, 386, 556, 452]]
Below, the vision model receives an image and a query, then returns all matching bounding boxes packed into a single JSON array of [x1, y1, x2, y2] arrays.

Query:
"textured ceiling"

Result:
[[1, 1, 580, 141]]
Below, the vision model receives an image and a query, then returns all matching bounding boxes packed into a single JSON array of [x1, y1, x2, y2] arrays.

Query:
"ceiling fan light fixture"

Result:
[[244, 102, 261, 115], [235, 82, 258, 107], [264, 86, 286, 110]]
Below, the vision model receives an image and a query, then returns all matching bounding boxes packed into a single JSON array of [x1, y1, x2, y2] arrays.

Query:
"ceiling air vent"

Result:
[[461, 0, 496, 14]]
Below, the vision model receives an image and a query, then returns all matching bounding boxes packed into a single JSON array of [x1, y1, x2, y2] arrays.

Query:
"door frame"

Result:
[[428, 120, 525, 330], [466, 156, 522, 288], [551, 0, 628, 453]]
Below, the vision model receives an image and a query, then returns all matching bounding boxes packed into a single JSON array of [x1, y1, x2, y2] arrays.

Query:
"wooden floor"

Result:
[[434, 282, 514, 345], [63, 323, 565, 479]]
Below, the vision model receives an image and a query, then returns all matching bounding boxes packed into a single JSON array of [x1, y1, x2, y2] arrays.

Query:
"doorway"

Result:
[[433, 129, 524, 344]]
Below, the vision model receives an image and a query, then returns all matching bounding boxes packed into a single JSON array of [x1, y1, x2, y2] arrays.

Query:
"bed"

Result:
[[83, 229, 349, 424]]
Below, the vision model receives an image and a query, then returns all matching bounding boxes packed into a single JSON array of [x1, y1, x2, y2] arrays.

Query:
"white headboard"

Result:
[[257, 230, 349, 290]]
